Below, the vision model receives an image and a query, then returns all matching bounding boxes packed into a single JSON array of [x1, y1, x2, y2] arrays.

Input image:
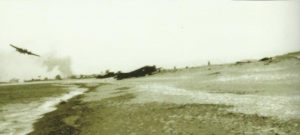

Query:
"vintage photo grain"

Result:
[[0, 0, 299, 135]]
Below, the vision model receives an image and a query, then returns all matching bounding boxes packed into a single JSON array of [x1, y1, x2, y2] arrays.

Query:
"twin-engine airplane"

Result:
[[10, 44, 40, 57]]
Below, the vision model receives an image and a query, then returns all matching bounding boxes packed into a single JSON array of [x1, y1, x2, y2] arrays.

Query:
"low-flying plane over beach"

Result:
[[10, 44, 40, 57]]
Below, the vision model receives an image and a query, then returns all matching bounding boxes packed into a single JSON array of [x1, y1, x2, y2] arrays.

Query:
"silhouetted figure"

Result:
[[208, 61, 211, 70], [55, 75, 62, 80]]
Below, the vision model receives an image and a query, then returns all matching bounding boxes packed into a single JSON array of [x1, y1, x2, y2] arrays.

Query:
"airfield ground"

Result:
[[1, 52, 300, 135]]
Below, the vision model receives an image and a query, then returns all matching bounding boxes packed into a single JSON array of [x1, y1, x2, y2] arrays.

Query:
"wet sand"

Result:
[[17, 52, 300, 134], [0, 83, 87, 135], [29, 83, 300, 135]]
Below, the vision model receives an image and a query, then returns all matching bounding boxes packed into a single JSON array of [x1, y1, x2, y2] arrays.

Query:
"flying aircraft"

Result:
[[10, 44, 40, 57]]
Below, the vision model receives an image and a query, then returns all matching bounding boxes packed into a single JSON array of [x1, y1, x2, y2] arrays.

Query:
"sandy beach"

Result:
[[23, 52, 300, 135], [1, 0, 299, 134]]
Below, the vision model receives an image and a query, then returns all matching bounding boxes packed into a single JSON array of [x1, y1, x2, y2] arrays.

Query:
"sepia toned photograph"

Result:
[[0, 0, 299, 135]]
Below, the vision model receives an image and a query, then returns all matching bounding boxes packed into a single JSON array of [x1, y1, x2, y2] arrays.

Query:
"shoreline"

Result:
[[28, 94, 84, 135], [0, 83, 85, 135], [2, 51, 299, 135], [28, 82, 300, 135], [28, 83, 105, 135]]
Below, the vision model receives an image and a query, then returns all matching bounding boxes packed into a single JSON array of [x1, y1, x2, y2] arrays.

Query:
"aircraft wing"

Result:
[[27, 51, 40, 57], [10, 44, 20, 49]]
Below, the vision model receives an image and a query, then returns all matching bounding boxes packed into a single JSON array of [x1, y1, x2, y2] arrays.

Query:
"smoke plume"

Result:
[[0, 51, 73, 82], [43, 56, 73, 77]]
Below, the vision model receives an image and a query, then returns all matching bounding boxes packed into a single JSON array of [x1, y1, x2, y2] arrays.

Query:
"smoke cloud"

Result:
[[0, 51, 73, 82], [43, 56, 73, 77]]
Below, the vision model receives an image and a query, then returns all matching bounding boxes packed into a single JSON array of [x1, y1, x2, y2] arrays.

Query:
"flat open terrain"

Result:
[[28, 52, 300, 135], [0, 83, 69, 107], [1, 52, 300, 135]]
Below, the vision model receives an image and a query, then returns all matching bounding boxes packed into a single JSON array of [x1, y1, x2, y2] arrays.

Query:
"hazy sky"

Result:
[[0, 0, 300, 79]]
